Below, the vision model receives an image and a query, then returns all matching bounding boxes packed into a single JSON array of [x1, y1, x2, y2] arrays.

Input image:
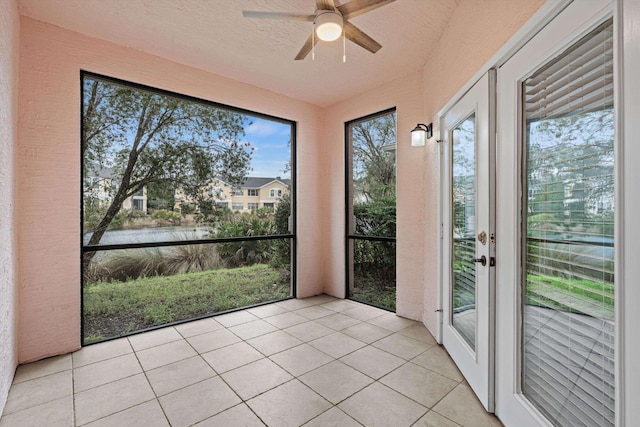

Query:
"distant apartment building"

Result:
[[174, 177, 290, 213], [83, 166, 148, 213]]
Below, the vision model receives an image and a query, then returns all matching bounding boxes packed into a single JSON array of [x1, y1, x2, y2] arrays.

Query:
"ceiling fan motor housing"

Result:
[[315, 10, 343, 41]]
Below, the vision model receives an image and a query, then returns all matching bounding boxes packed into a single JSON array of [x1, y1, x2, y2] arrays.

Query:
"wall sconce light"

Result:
[[411, 123, 433, 147]]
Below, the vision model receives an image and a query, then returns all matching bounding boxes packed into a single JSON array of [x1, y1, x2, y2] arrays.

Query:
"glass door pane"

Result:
[[522, 19, 615, 427], [452, 113, 477, 350]]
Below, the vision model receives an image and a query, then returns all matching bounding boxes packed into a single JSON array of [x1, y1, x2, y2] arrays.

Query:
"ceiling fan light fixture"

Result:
[[315, 11, 343, 42]]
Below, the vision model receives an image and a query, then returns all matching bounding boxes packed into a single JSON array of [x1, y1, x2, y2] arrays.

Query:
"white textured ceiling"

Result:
[[18, 0, 459, 107]]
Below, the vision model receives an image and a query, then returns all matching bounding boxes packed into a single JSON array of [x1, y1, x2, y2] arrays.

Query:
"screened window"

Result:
[[346, 109, 396, 311], [81, 72, 295, 345], [522, 19, 614, 427], [232, 203, 244, 210], [248, 189, 259, 197], [248, 203, 259, 210]]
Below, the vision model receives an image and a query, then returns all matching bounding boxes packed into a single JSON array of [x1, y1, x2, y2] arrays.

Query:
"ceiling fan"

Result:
[[243, 0, 397, 60]]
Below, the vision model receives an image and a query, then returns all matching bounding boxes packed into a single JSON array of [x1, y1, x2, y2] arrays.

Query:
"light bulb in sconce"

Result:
[[410, 123, 433, 147]]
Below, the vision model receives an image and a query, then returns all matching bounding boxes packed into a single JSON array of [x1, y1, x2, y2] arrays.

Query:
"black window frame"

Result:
[[80, 70, 297, 345], [344, 107, 397, 311]]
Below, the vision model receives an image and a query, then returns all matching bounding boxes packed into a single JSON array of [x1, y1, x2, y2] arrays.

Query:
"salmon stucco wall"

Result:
[[17, 17, 323, 363], [0, 0, 19, 415], [420, 0, 544, 334], [321, 71, 426, 320]]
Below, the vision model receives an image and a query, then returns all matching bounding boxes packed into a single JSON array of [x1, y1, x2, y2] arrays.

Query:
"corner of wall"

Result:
[[418, 0, 545, 338], [0, 0, 20, 417]]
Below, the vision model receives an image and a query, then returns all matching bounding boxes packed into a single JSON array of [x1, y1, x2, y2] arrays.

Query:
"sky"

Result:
[[243, 116, 292, 179]]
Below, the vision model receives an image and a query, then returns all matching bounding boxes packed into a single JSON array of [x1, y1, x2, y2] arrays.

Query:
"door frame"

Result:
[[435, 0, 630, 424]]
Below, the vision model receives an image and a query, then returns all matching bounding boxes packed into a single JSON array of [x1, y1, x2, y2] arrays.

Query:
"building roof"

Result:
[[239, 177, 291, 189]]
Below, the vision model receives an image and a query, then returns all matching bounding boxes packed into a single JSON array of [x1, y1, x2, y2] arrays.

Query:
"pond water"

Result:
[[83, 225, 212, 246]]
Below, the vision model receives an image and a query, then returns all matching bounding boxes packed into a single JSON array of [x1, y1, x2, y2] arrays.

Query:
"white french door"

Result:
[[495, 1, 616, 426], [441, 71, 496, 412]]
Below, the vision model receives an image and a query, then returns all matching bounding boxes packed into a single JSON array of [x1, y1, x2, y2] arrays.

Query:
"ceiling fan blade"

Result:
[[242, 11, 314, 21], [338, 0, 396, 20], [343, 21, 382, 54], [316, 0, 336, 10], [294, 33, 320, 60]]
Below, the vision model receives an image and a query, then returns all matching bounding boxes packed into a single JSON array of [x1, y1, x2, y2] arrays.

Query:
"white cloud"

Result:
[[245, 120, 285, 137], [250, 160, 289, 178]]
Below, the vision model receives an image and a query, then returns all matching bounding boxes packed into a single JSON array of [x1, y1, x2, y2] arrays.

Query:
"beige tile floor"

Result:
[[0, 295, 502, 427]]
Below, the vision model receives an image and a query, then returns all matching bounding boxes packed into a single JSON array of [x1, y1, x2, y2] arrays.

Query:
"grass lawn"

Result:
[[526, 273, 614, 319], [351, 267, 396, 312], [83, 264, 290, 344]]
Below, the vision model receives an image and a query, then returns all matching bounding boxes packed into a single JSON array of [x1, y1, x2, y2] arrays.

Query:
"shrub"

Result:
[[353, 196, 395, 272], [151, 209, 182, 224], [84, 242, 224, 282], [83, 201, 126, 232], [122, 209, 147, 220], [179, 203, 196, 216], [350, 192, 396, 311], [84, 248, 166, 282], [164, 244, 225, 274], [254, 207, 275, 219], [354, 195, 396, 238], [214, 216, 276, 266], [271, 194, 292, 269]]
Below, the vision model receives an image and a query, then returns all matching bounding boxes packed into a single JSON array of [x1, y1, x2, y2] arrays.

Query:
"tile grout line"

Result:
[[193, 313, 295, 426], [71, 353, 77, 426], [4, 299, 455, 427], [126, 336, 171, 427], [197, 298, 354, 425], [73, 338, 161, 426]]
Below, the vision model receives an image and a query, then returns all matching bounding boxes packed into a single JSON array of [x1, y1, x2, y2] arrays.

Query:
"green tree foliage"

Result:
[[351, 112, 396, 239], [194, 201, 233, 225], [525, 109, 615, 289], [146, 181, 176, 211], [82, 77, 253, 256], [349, 112, 396, 310], [351, 113, 396, 201], [353, 187, 395, 238], [526, 109, 614, 234], [272, 193, 292, 269]]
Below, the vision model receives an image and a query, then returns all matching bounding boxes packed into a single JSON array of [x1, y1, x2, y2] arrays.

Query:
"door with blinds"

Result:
[[495, 1, 616, 426]]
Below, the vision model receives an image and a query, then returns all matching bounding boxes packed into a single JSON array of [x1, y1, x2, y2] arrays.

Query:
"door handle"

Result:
[[473, 255, 487, 266]]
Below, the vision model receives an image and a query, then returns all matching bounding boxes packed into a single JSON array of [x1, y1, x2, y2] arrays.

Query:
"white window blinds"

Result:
[[525, 19, 613, 122]]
